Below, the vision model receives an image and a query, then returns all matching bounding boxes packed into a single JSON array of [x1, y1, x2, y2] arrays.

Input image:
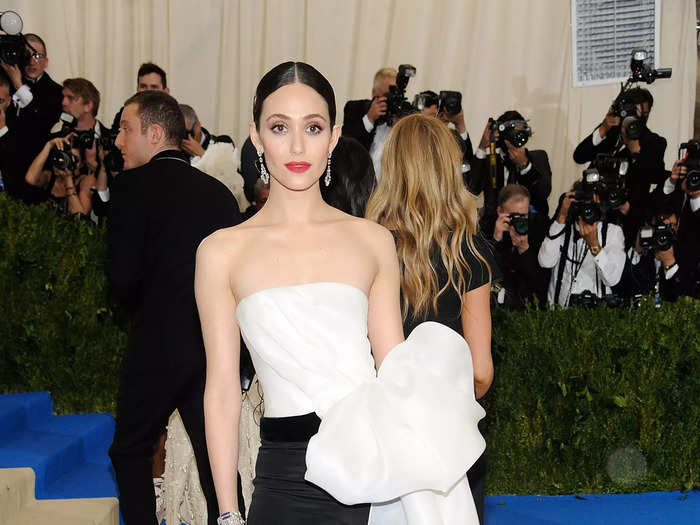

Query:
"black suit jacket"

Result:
[[470, 148, 552, 218], [6, 73, 62, 203], [342, 99, 373, 150], [108, 149, 242, 372]]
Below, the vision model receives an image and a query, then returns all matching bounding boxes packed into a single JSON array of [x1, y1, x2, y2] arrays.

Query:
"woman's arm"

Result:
[[25, 137, 65, 188], [195, 235, 242, 515], [62, 172, 96, 215], [367, 227, 405, 370], [461, 282, 494, 399]]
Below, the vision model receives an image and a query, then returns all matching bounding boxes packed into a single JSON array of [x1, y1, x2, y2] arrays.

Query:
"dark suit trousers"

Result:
[[109, 362, 220, 525]]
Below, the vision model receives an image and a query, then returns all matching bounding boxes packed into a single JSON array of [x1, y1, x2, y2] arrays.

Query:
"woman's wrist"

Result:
[[217, 510, 245, 525]]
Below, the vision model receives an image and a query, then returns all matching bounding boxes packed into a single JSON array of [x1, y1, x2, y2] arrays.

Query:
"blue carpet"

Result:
[[485, 490, 700, 524], [3, 393, 698, 525]]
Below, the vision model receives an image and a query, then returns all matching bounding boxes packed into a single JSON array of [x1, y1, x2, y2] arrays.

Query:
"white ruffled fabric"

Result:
[[236, 282, 486, 524]]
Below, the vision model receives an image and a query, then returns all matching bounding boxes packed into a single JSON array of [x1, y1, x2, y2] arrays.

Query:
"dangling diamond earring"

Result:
[[257, 150, 269, 184], [324, 152, 332, 187]]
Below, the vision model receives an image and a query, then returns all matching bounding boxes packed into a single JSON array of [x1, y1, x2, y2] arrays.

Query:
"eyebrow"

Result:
[[266, 113, 328, 122]]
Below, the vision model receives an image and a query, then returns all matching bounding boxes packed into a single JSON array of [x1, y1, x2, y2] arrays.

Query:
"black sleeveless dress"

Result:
[[402, 234, 497, 525]]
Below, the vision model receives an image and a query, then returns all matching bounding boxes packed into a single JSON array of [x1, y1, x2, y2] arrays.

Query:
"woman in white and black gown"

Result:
[[195, 62, 486, 525]]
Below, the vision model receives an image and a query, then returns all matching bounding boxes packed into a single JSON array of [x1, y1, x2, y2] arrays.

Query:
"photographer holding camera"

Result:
[[1, 32, 62, 203], [645, 153, 700, 298], [342, 67, 399, 180], [627, 200, 686, 301], [24, 78, 107, 216], [471, 111, 552, 219], [573, 87, 667, 248], [538, 183, 626, 307], [485, 184, 549, 309]]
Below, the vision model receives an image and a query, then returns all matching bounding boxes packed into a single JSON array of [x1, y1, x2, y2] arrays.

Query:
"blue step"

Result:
[[0, 392, 117, 502], [0, 391, 52, 437]]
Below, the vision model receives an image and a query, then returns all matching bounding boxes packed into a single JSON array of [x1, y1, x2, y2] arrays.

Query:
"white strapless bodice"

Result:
[[236, 282, 485, 525], [237, 282, 375, 417]]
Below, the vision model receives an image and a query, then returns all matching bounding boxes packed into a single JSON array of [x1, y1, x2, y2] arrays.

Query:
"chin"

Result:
[[273, 174, 321, 192]]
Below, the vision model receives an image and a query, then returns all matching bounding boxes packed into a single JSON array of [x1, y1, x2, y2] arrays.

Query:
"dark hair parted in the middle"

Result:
[[252, 62, 336, 129], [124, 90, 185, 146]]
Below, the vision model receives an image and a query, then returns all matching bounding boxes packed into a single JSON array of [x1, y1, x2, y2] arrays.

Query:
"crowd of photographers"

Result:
[[0, 31, 698, 308]]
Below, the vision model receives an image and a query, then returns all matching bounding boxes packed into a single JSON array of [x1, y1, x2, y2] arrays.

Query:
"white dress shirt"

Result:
[[538, 220, 626, 307]]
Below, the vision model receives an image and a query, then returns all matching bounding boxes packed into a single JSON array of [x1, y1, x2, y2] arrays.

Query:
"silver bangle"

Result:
[[217, 511, 245, 525]]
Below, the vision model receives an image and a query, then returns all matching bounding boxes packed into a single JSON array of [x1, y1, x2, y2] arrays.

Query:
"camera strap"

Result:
[[553, 223, 573, 306]]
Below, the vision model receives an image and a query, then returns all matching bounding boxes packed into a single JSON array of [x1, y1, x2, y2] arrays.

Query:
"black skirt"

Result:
[[247, 412, 371, 525]]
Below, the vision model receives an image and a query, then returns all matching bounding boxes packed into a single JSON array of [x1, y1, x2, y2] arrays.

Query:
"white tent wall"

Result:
[[4, 0, 695, 209]]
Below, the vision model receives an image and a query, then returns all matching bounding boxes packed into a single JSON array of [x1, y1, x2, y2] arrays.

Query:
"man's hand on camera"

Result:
[[493, 212, 510, 242], [366, 96, 387, 124], [669, 160, 686, 186], [557, 192, 576, 223], [478, 120, 498, 150], [439, 109, 466, 135], [54, 167, 74, 182], [0, 61, 23, 90], [598, 107, 620, 139], [181, 136, 205, 158], [578, 218, 600, 251], [616, 200, 630, 215], [505, 140, 528, 168], [511, 230, 529, 254]]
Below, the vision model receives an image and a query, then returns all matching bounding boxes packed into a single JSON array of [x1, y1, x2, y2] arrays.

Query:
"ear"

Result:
[[148, 123, 166, 146], [497, 206, 503, 215], [164, 87, 170, 94], [328, 124, 341, 156], [249, 121, 263, 152]]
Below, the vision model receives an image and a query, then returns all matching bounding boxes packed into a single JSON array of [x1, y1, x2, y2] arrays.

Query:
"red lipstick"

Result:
[[285, 162, 311, 173]]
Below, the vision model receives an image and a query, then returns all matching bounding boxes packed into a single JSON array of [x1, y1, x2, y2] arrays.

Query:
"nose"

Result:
[[290, 126, 304, 156], [115, 129, 125, 150]]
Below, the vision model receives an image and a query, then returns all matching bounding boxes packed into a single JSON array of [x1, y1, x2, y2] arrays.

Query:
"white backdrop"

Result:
[[4, 0, 696, 208]]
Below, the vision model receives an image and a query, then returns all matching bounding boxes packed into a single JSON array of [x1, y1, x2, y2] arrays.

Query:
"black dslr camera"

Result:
[[376, 64, 416, 127], [71, 129, 95, 150], [497, 119, 532, 148], [508, 213, 529, 235], [47, 149, 78, 172], [0, 11, 30, 68], [100, 129, 124, 173], [639, 221, 674, 252], [569, 169, 602, 225], [611, 49, 672, 140], [679, 140, 700, 192], [585, 154, 629, 209]]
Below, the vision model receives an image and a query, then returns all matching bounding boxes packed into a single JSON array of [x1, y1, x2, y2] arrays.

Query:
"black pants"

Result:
[[109, 363, 221, 525], [247, 413, 370, 525]]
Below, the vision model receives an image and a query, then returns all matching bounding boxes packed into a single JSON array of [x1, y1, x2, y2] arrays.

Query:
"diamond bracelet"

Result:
[[217, 511, 245, 525]]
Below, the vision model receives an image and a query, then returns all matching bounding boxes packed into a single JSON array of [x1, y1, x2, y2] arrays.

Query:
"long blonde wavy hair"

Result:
[[365, 113, 490, 319]]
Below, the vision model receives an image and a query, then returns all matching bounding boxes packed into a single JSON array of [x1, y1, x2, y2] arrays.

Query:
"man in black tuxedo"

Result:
[[342, 67, 396, 151], [107, 90, 241, 524], [0, 72, 18, 194], [470, 110, 552, 221], [1, 33, 62, 203], [573, 87, 667, 248]]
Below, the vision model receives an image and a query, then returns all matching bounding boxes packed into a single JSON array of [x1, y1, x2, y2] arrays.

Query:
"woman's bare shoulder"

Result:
[[197, 221, 261, 263]]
